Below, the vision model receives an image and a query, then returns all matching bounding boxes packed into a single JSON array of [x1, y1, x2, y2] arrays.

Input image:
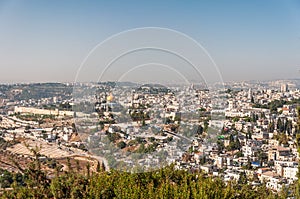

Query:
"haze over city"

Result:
[[0, 0, 300, 83], [2, 1, 300, 198]]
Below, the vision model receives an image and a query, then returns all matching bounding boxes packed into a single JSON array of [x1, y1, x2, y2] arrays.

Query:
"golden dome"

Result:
[[107, 94, 114, 102]]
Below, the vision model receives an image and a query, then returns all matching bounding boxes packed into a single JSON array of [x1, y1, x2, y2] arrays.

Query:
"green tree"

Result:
[[117, 141, 127, 149], [238, 171, 247, 185]]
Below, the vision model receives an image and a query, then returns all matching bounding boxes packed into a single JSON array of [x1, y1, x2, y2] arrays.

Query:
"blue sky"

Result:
[[0, 0, 299, 83]]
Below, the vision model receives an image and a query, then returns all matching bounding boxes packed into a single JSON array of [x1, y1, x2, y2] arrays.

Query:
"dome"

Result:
[[107, 94, 114, 102]]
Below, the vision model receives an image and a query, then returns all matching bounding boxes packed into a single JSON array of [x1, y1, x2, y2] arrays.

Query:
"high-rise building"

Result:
[[280, 84, 288, 92], [248, 88, 252, 100], [228, 100, 236, 109]]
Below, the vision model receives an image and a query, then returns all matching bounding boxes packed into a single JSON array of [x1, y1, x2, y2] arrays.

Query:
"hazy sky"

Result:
[[0, 0, 300, 83]]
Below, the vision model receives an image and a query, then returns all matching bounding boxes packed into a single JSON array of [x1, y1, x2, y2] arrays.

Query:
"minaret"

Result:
[[131, 91, 134, 108]]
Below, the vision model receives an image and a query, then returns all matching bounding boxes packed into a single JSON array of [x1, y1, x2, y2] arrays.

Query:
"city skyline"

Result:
[[1, 1, 300, 193]]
